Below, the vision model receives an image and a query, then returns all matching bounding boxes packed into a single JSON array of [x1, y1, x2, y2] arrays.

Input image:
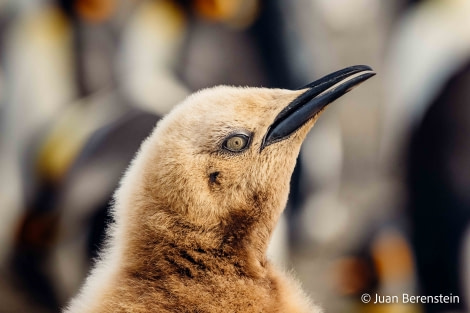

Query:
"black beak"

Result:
[[260, 65, 375, 150]]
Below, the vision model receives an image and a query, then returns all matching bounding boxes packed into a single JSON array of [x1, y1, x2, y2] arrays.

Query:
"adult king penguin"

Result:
[[65, 65, 375, 313]]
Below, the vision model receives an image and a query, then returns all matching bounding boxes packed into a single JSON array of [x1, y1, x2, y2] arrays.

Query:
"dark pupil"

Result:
[[228, 136, 246, 150]]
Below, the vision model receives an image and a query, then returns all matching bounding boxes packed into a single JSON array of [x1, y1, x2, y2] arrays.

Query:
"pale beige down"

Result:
[[65, 85, 334, 313]]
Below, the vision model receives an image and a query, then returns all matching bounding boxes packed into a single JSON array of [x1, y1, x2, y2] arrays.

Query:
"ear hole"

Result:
[[209, 171, 220, 184]]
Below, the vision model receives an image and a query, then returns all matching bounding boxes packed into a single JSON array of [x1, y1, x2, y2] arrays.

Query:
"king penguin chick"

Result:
[[65, 65, 375, 313]]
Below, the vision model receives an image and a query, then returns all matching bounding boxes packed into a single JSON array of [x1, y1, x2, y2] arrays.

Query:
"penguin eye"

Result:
[[223, 133, 250, 152]]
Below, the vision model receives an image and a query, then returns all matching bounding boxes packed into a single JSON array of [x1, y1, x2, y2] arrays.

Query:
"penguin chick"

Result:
[[65, 66, 375, 313]]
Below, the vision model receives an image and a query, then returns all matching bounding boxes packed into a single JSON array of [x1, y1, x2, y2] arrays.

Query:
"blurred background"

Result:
[[0, 0, 469, 312]]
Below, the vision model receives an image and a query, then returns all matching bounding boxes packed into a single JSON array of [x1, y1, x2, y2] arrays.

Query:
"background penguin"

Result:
[[381, 1, 470, 311], [65, 65, 374, 313]]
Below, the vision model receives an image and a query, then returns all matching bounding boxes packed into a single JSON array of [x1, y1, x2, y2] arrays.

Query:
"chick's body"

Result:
[[66, 66, 374, 313]]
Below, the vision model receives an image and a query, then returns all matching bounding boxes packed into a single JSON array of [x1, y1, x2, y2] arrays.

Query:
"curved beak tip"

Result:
[[261, 65, 376, 150]]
